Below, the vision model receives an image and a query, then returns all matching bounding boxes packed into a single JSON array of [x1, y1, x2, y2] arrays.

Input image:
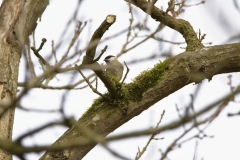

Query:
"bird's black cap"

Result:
[[104, 55, 115, 62]]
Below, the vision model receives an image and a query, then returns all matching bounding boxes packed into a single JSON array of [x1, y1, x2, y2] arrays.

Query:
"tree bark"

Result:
[[41, 43, 240, 159], [0, 0, 48, 159]]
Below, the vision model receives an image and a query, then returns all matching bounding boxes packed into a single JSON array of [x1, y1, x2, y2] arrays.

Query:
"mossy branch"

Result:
[[129, 0, 204, 51]]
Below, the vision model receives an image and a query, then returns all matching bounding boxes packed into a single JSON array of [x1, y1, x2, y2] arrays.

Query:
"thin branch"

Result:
[[15, 120, 70, 144], [17, 106, 59, 113], [228, 111, 240, 117], [31, 38, 50, 67], [93, 45, 108, 62], [160, 119, 205, 160], [95, 76, 98, 90], [135, 110, 165, 160], [117, 25, 163, 57], [60, 21, 87, 64], [26, 40, 36, 77], [51, 40, 58, 63], [18, 73, 96, 90], [78, 70, 106, 98], [119, 1, 134, 55], [175, 104, 186, 131], [160, 98, 229, 159], [121, 61, 130, 85], [83, 15, 116, 64], [152, 36, 185, 45], [183, 0, 205, 7]]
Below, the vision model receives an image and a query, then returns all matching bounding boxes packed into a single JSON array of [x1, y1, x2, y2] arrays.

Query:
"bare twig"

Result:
[[15, 119, 71, 144], [60, 21, 87, 64], [135, 110, 165, 160], [160, 97, 229, 160], [17, 106, 59, 113], [117, 25, 163, 57], [198, 29, 206, 42], [166, 0, 175, 15], [118, 1, 144, 57], [228, 111, 240, 117], [121, 61, 130, 85], [51, 40, 58, 63], [26, 40, 36, 77], [93, 45, 108, 62], [95, 76, 98, 90], [175, 104, 186, 130], [160, 121, 204, 160], [78, 70, 106, 98], [18, 73, 96, 90], [183, 0, 205, 7], [227, 74, 234, 93], [152, 36, 185, 45], [31, 38, 50, 67], [193, 141, 198, 160]]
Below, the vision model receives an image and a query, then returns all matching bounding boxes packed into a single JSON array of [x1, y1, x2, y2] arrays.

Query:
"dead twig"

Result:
[[31, 38, 50, 67], [93, 45, 108, 62], [78, 70, 106, 99], [121, 61, 130, 85], [135, 110, 165, 160]]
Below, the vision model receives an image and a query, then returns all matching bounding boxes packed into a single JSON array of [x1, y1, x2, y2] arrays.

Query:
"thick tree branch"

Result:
[[83, 15, 116, 64], [40, 43, 240, 159]]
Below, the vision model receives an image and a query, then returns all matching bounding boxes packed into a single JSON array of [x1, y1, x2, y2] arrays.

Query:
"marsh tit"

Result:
[[103, 55, 124, 81]]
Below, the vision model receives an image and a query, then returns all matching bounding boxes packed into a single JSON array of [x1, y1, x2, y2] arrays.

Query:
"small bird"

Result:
[[103, 55, 124, 81]]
